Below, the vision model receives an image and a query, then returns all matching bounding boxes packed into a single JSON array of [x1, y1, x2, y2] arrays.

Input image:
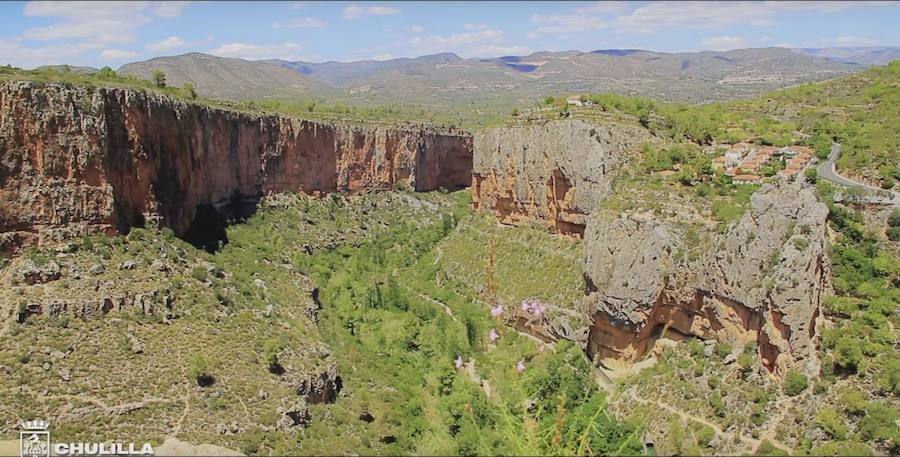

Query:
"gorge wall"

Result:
[[472, 118, 831, 374], [0, 80, 472, 251], [472, 119, 653, 237], [583, 183, 832, 375]]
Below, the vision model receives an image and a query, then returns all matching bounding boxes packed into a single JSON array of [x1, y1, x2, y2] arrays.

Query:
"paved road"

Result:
[[817, 143, 899, 205]]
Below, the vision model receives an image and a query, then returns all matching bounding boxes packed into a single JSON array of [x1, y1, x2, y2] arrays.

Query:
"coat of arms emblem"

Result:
[[19, 420, 50, 457]]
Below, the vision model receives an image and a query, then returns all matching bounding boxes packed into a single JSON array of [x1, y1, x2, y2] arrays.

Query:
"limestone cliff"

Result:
[[583, 183, 832, 374], [0, 80, 472, 251], [472, 119, 652, 237]]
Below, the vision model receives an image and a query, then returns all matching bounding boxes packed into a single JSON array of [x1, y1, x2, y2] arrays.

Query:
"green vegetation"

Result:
[[0, 190, 640, 455], [783, 371, 808, 396], [435, 213, 585, 314], [569, 61, 900, 182], [814, 182, 900, 454], [0, 65, 477, 129], [888, 210, 900, 242], [0, 65, 202, 102], [279, 191, 634, 454], [151, 69, 166, 88]]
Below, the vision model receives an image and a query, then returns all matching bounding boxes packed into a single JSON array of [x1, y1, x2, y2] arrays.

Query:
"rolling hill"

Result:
[[121, 47, 864, 107], [118, 53, 332, 100]]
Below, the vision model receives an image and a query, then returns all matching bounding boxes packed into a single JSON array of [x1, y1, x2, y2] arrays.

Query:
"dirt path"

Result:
[[623, 389, 794, 455], [751, 397, 796, 455]]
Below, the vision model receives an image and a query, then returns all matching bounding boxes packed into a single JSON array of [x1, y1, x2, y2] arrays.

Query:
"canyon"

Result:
[[0, 80, 832, 375], [0, 80, 472, 252]]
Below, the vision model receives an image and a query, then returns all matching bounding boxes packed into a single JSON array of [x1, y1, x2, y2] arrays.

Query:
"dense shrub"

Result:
[[783, 371, 809, 396]]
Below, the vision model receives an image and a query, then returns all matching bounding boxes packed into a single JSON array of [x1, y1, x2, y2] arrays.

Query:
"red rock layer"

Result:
[[0, 81, 472, 250]]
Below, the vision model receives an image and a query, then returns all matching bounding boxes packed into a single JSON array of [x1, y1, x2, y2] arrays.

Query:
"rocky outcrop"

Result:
[[0, 80, 472, 251], [584, 183, 831, 374], [10, 288, 173, 323], [472, 119, 653, 237]]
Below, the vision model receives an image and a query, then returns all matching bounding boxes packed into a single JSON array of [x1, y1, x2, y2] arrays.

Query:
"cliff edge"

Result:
[[0, 80, 472, 251]]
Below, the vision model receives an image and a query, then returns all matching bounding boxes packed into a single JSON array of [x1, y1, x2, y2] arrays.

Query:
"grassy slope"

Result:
[[0, 190, 635, 455], [541, 60, 898, 183]]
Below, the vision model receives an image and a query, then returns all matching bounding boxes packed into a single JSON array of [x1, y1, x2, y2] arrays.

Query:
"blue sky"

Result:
[[1, 1, 899, 68]]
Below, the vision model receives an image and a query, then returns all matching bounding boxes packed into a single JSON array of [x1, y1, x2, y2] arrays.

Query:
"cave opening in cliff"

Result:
[[182, 192, 261, 253], [184, 204, 229, 253]]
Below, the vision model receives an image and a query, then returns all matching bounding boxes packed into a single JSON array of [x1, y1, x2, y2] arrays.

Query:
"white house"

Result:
[[566, 96, 583, 106]]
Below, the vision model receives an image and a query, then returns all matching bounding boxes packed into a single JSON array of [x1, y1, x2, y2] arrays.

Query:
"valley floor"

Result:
[[0, 189, 897, 456]]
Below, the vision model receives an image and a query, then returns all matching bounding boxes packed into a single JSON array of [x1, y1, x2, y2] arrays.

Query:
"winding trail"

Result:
[[622, 389, 794, 455]]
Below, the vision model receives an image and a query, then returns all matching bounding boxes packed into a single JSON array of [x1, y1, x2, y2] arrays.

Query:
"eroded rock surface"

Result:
[[0, 80, 472, 251], [584, 183, 832, 374], [472, 119, 653, 237]]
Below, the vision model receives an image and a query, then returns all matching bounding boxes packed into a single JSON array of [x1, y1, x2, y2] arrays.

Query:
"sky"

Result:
[[1, 1, 899, 69]]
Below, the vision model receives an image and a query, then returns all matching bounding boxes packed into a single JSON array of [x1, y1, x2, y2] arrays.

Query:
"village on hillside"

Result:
[[710, 142, 816, 184]]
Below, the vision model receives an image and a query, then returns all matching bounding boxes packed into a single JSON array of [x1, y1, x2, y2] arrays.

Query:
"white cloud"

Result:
[[409, 28, 530, 58], [152, 1, 189, 17], [466, 44, 532, 58], [12, 1, 186, 66], [701, 36, 750, 51], [287, 1, 304, 10], [816, 36, 882, 47], [22, 1, 151, 44], [100, 48, 138, 59], [272, 17, 325, 28], [610, 1, 896, 33], [411, 29, 501, 47], [146, 36, 186, 52], [530, 1, 897, 37], [529, 14, 607, 37], [0, 39, 93, 69], [209, 42, 306, 61], [343, 4, 400, 19], [574, 1, 629, 14], [23, 1, 147, 18], [368, 6, 399, 15], [409, 25, 424, 33], [342, 5, 364, 19]]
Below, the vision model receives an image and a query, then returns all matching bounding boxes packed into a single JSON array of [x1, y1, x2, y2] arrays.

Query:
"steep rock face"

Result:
[[584, 183, 831, 374], [472, 120, 652, 237], [0, 80, 472, 251]]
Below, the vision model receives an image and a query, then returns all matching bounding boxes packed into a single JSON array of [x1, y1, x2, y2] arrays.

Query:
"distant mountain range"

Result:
[[792, 46, 900, 66], [113, 46, 898, 108]]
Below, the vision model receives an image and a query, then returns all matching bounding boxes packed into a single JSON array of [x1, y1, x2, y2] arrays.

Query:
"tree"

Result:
[[834, 336, 863, 373], [804, 167, 818, 184], [182, 82, 197, 99], [888, 210, 900, 228], [151, 69, 167, 88], [189, 354, 215, 386], [97, 66, 116, 79], [783, 370, 809, 396]]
